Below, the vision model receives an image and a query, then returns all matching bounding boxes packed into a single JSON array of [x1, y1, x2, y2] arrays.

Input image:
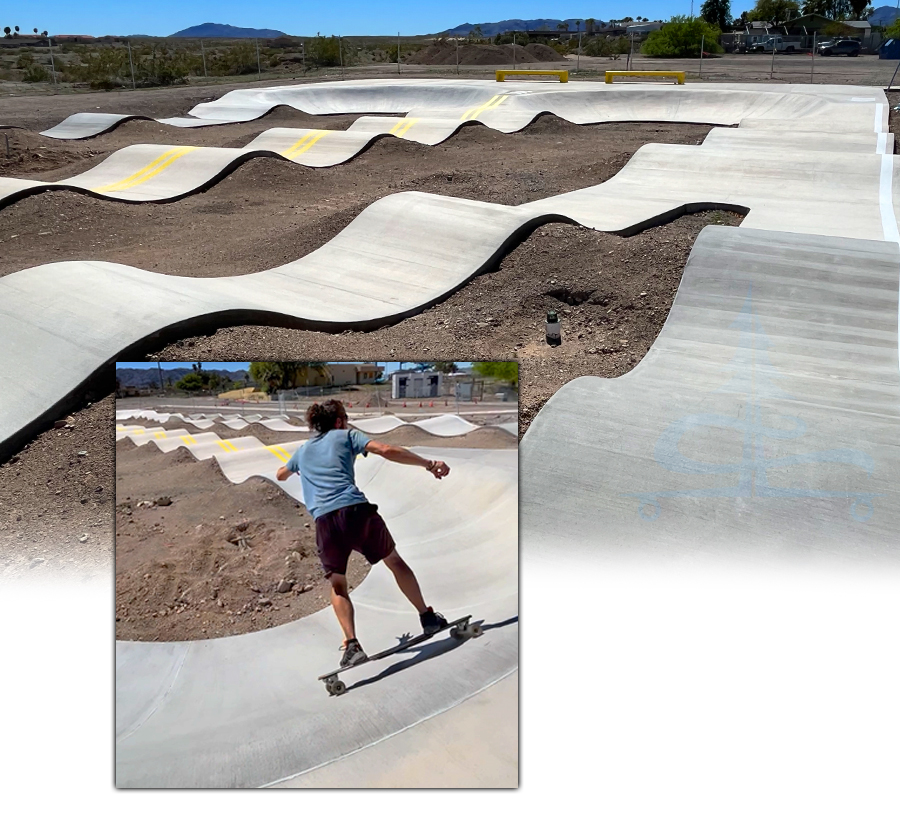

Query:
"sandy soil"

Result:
[[115, 426, 513, 641]]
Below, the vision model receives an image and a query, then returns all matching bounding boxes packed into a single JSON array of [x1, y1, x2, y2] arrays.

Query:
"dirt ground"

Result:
[[115, 424, 514, 642]]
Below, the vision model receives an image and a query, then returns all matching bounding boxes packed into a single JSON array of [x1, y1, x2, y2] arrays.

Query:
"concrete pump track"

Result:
[[3, 77, 899, 785], [116, 409, 518, 435]]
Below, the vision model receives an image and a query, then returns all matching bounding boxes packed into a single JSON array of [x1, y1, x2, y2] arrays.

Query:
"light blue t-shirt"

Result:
[[285, 428, 372, 520]]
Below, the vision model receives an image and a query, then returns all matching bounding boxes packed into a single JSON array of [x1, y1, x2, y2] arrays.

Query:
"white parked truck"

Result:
[[751, 35, 805, 53]]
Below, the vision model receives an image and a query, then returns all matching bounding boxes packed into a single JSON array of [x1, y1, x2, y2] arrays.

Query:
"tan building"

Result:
[[323, 363, 384, 386]]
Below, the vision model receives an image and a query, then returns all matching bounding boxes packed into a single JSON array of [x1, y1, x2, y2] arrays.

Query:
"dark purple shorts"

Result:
[[315, 502, 396, 577]]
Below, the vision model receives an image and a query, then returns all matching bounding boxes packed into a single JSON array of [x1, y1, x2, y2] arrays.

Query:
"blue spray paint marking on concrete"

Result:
[[624, 289, 879, 522]]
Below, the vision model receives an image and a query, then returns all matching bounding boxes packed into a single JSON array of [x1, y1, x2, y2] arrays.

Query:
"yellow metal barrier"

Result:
[[495, 69, 569, 82], [605, 70, 685, 84]]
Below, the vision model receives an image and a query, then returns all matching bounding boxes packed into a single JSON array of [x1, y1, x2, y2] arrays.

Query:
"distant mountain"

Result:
[[116, 367, 250, 389], [869, 6, 900, 26], [443, 19, 611, 36], [170, 22, 288, 38]]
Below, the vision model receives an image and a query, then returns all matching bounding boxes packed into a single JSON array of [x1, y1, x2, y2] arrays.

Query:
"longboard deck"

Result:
[[318, 615, 472, 682]]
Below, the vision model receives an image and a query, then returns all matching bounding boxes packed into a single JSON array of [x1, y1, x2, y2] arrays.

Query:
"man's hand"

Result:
[[366, 440, 450, 479], [426, 460, 450, 479], [276, 466, 292, 482]]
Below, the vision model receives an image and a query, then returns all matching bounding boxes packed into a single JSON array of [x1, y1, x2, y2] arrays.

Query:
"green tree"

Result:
[[801, 0, 851, 18], [305, 33, 341, 68], [432, 361, 459, 373], [848, 0, 869, 18], [701, 0, 733, 30], [747, 0, 800, 25], [642, 16, 724, 57], [472, 362, 519, 388]]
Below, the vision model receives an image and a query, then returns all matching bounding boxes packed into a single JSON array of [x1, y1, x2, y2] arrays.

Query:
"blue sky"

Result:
[[19, 3, 697, 38]]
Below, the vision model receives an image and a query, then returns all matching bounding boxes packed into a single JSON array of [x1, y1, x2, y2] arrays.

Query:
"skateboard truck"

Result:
[[319, 615, 483, 696]]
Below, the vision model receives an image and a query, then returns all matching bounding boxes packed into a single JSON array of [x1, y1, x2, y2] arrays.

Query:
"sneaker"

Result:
[[420, 607, 448, 635], [340, 639, 367, 667]]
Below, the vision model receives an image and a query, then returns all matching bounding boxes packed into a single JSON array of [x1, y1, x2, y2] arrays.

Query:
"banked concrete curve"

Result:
[[33, 79, 889, 138], [116, 442, 518, 787], [521, 225, 900, 562], [4, 116, 900, 463]]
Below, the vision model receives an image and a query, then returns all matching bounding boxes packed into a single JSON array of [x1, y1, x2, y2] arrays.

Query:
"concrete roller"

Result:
[[32, 79, 888, 139], [521, 225, 900, 562]]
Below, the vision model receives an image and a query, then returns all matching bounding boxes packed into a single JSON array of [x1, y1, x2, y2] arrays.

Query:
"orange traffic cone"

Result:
[[403, 401, 407, 407], [419, 401, 423, 408], [430, 401, 434, 407]]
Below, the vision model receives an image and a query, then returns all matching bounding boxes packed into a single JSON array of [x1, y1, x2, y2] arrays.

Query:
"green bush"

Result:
[[641, 16, 723, 58], [583, 35, 631, 57], [306, 34, 342, 67], [23, 62, 49, 82]]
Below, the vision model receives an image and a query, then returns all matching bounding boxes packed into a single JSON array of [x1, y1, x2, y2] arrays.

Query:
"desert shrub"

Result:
[[583, 35, 631, 56], [23, 62, 49, 82], [641, 16, 723, 57], [306, 34, 341, 67]]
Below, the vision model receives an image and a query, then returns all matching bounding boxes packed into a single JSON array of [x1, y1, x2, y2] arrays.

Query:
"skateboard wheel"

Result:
[[331, 680, 347, 696], [450, 626, 463, 639], [469, 624, 483, 638]]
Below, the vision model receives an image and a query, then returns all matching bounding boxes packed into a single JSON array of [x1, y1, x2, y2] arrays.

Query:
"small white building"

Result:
[[391, 369, 443, 399]]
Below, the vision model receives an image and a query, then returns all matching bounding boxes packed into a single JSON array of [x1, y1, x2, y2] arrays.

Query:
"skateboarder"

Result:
[[276, 399, 452, 668]]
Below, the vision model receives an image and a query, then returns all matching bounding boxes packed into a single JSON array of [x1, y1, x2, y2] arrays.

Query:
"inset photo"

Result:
[[114, 360, 518, 788]]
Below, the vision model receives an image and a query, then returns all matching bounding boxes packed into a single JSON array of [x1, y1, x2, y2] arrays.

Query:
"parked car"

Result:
[[818, 39, 860, 57]]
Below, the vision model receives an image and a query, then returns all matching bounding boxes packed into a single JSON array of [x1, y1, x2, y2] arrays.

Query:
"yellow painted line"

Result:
[[181, 436, 197, 446], [116, 425, 125, 431], [282, 130, 328, 160], [133, 428, 145, 435], [96, 146, 197, 193], [461, 95, 508, 121], [154, 431, 166, 439], [390, 117, 419, 137], [266, 445, 290, 463], [216, 439, 238, 453]]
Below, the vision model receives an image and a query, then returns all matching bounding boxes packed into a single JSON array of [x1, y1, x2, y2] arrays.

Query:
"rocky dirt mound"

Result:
[[411, 42, 566, 66], [115, 439, 370, 642]]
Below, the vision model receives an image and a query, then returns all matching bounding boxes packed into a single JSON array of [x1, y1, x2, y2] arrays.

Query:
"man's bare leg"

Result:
[[382, 550, 428, 613], [329, 573, 356, 644]]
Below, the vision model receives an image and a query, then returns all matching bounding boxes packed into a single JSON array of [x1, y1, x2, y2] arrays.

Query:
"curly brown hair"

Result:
[[306, 399, 347, 434]]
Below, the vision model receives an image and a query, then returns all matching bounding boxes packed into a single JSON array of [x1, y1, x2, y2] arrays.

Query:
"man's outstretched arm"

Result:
[[365, 441, 450, 479], [276, 466, 292, 481]]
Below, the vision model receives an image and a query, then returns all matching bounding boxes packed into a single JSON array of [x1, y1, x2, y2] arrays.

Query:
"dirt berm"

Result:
[[410, 42, 564, 65]]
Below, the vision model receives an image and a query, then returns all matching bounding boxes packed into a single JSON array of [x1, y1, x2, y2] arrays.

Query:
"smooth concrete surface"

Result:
[[116, 446, 518, 787], [34, 79, 889, 138], [1, 83, 890, 211], [267, 670, 518, 788], [521, 225, 900, 562]]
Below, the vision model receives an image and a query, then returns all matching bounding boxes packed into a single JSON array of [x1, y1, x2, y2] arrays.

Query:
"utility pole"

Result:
[[699, 34, 704, 79], [127, 40, 136, 89], [256, 38, 261, 80], [810, 32, 815, 84], [398, 31, 401, 74], [456, 39, 459, 74], [157, 361, 165, 396], [770, 38, 776, 79], [577, 27, 582, 72], [201, 39, 207, 77], [513, 33, 516, 69], [47, 37, 58, 86], [339, 35, 344, 78]]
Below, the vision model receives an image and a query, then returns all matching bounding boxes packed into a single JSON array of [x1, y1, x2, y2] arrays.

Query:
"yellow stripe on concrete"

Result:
[[181, 436, 197, 446], [282, 130, 328, 160], [216, 439, 238, 452], [154, 431, 166, 439], [390, 118, 419, 137], [266, 445, 290, 464], [461, 95, 508, 121], [96, 147, 197, 193], [133, 428, 145, 435]]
